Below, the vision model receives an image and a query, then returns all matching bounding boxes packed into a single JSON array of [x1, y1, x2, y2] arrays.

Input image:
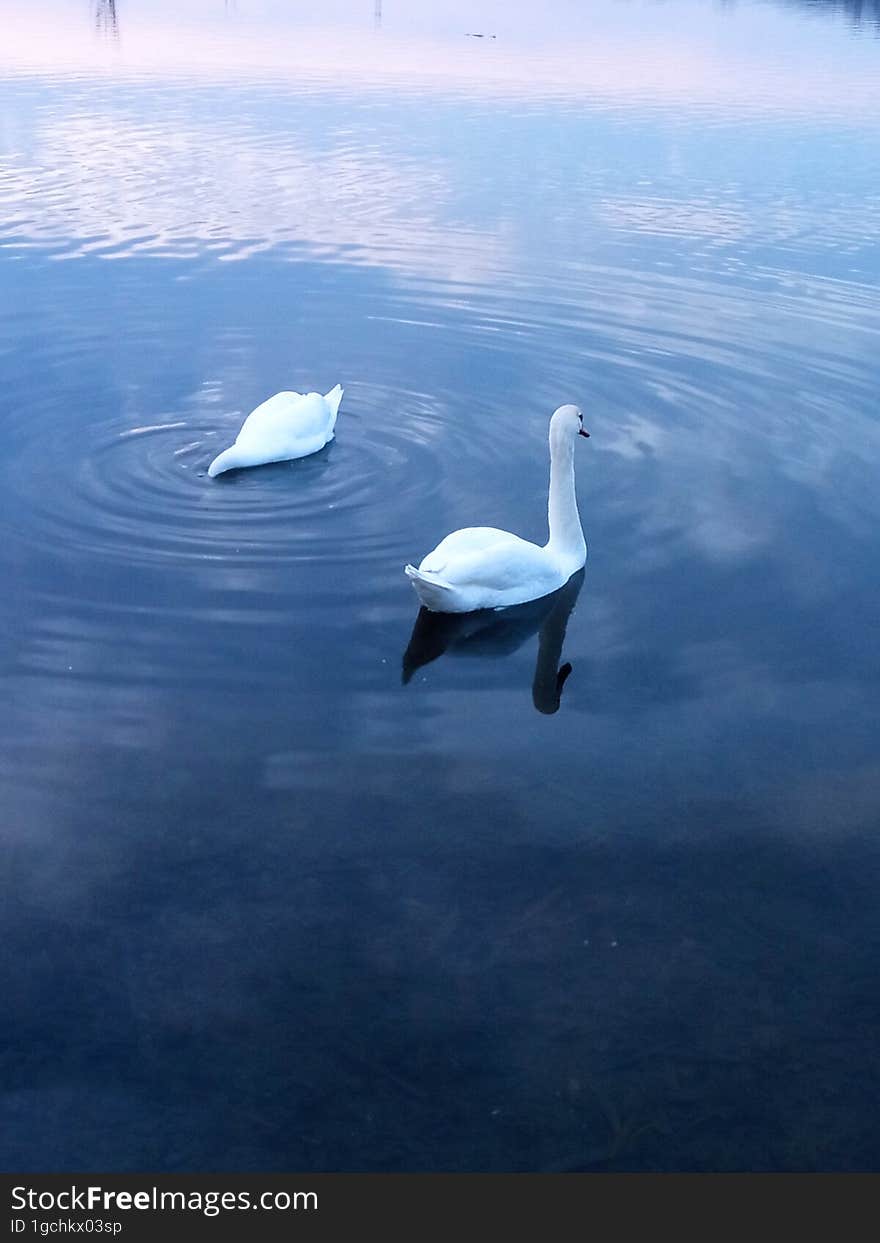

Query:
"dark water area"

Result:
[[1, 0, 879, 1171]]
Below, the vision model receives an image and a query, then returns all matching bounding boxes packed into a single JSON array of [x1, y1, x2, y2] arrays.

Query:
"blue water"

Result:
[[1, 0, 879, 1171]]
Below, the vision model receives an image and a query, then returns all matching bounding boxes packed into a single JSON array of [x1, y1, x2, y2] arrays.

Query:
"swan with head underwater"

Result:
[[405, 403, 589, 613], [207, 384, 344, 477]]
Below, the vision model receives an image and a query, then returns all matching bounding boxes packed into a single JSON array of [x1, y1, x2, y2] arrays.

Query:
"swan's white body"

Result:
[[207, 385, 344, 477], [406, 404, 589, 612]]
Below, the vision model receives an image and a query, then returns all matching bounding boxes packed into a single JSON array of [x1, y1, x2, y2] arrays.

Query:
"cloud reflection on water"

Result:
[[0, 111, 506, 276], [2, 0, 880, 1177]]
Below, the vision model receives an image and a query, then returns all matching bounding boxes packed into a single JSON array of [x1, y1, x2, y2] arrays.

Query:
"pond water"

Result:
[[1, 0, 879, 1172]]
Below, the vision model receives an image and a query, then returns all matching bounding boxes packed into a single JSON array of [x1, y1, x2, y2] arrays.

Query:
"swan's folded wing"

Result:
[[423, 531, 554, 594], [236, 391, 328, 449], [420, 527, 524, 573]]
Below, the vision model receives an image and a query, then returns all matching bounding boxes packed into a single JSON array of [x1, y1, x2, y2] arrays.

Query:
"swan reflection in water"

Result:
[[402, 569, 584, 715]]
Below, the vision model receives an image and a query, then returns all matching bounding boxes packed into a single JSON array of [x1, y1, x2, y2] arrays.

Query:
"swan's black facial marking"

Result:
[[578, 428, 590, 438]]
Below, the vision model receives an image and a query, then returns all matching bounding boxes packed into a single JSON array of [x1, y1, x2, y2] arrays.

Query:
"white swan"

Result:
[[405, 403, 589, 612], [207, 384, 344, 477]]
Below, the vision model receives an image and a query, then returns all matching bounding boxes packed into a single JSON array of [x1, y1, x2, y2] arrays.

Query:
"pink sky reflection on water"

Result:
[[1, 0, 878, 119]]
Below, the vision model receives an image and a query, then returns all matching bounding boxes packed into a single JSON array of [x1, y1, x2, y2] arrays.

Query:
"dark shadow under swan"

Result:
[[402, 568, 585, 714]]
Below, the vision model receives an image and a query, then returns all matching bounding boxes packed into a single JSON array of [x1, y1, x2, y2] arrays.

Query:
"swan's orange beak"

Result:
[[578, 428, 590, 438]]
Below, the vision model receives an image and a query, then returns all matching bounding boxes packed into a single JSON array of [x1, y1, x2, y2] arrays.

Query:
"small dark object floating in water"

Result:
[[465, 33, 497, 38]]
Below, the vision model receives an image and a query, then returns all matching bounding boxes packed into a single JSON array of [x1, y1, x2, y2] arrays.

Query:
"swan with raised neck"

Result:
[[405, 403, 589, 613]]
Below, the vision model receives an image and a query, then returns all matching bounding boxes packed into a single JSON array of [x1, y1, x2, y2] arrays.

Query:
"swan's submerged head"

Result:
[[550, 404, 589, 448]]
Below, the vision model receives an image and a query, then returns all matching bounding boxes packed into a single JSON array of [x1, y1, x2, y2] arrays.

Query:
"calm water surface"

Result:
[[1, 0, 879, 1171]]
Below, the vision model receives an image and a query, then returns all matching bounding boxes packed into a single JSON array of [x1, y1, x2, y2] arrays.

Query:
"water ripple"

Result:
[[4, 261, 877, 617], [2, 381, 492, 574]]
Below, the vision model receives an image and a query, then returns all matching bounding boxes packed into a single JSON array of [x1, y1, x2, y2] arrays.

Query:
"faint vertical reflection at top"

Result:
[[95, 0, 118, 41], [375, 0, 382, 29], [783, 0, 880, 34]]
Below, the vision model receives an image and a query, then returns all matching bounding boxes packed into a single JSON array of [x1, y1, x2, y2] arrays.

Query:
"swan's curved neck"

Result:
[[213, 444, 260, 473], [546, 435, 585, 564]]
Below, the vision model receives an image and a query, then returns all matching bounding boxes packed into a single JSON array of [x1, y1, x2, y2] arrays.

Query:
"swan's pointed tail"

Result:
[[324, 384, 344, 427], [405, 564, 456, 612]]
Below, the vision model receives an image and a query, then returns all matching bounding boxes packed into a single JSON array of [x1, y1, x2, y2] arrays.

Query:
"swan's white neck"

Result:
[[546, 432, 585, 567], [208, 444, 263, 476]]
